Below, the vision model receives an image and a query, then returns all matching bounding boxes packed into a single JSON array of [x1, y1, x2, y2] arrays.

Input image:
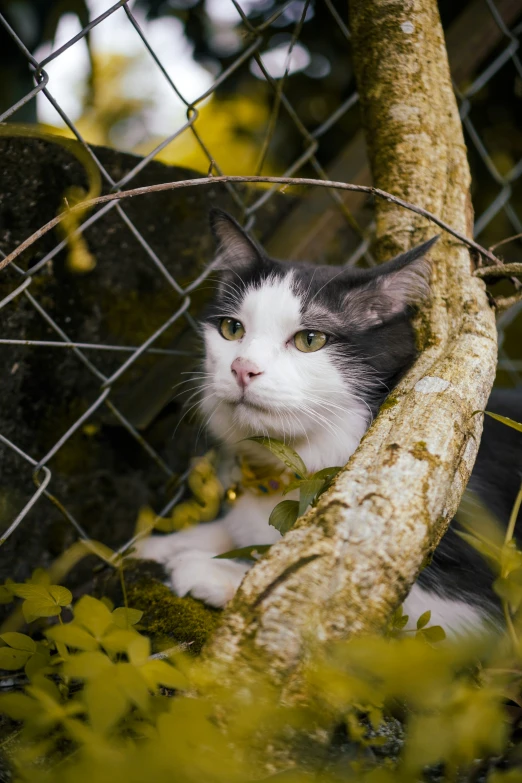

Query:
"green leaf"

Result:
[[0, 647, 32, 670], [282, 479, 304, 496], [310, 467, 342, 482], [246, 437, 307, 478], [419, 625, 446, 643], [416, 611, 431, 630], [0, 633, 36, 653], [214, 545, 272, 561], [111, 607, 144, 629], [269, 500, 300, 535], [298, 478, 325, 516], [46, 624, 99, 651], [481, 411, 522, 433]]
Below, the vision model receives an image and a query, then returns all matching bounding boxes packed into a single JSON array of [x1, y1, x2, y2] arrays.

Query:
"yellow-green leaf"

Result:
[[84, 675, 127, 734], [419, 625, 446, 643], [0, 647, 31, 671], [0, 586, 13, 604], [416, 611, 431, 630], [111, 607, 143, 629], [63, 652, 113, 679], [46, 624, 99, 651], [0, 692, 36, 720], [246, 437, 307, 478], [25, 652, 51, 681], [8, 583, 51, 600], [102, 628, 140, 655], [22, 600, 62, 623], [74, 595, 113, 638], [494, 577, 522, 612], [482, 411, 522, 433], [127, 634, 151, 668], [140, 659, 188, 691], [48, 585, 73, 606], [0, 633, 36, 653], [115, 663, 149, 712]]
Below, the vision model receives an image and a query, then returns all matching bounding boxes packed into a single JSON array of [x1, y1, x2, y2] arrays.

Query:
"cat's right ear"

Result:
[[209, 209, 264, 275]]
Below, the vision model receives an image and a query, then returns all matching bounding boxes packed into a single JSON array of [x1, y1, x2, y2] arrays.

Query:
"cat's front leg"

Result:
[[136, 519, 248, 608], [136, 518, 234, 563]]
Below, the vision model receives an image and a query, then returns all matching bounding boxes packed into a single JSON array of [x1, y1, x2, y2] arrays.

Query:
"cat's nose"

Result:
[[231, 358, 263, 389]]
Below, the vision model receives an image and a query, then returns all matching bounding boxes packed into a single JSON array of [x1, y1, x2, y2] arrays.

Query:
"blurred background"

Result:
[[1, 0, 521, 238]]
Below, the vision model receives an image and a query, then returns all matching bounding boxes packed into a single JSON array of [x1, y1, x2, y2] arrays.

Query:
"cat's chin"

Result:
[[216, 398, 308, 440]]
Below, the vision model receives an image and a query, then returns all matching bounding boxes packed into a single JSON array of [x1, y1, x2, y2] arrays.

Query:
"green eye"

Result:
[[294, 330, 327, 353], [219, 318, 245, 341]]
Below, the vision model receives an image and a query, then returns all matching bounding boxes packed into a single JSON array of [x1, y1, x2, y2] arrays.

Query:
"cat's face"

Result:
[[199, 210, 436, 466]]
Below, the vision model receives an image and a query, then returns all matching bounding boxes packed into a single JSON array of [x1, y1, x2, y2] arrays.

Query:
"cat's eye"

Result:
[[219, 318, 245, 341], [294, 330, 327, 353]]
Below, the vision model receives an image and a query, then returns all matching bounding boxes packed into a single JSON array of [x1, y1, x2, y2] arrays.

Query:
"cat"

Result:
[[138, 209, 522, 633]]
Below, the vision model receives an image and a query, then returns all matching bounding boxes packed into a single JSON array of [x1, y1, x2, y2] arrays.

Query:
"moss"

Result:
[[409, 441, 441, 468], [96, 558, 221, 655], [126, 579, 221, 655], [379, 395, 399, 412]]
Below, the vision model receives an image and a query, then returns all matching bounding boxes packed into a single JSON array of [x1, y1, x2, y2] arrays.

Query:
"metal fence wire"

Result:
[[0, 0, 522, 571]]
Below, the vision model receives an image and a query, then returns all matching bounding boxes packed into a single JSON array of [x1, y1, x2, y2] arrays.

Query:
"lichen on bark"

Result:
[[201, 0, 498, 699]]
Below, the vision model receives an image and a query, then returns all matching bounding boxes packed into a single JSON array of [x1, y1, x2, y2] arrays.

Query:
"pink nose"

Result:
[[231, 358, 263, 389]]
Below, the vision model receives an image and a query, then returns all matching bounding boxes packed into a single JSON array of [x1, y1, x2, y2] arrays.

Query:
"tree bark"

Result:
[[203, 0, 498, 695]]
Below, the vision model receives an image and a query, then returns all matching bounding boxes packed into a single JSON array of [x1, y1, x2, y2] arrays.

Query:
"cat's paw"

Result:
[[164, 550, 250, 608], [134, 534, 173, 563]]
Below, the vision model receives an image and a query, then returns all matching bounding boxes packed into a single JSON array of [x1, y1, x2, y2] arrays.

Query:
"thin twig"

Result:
[[493, 292, 522, 312], [0, 175, 504, 274], [474, 263, 522, 279], [490, 232, 522, 252]]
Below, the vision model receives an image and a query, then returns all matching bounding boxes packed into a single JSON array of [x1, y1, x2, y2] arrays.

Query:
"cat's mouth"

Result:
[[234, 397, 271, 413], [220, 392, 272, 414]]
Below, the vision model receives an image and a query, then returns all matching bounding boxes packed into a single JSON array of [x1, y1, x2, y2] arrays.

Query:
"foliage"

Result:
[[0, 573, 518, 783], [245, 437, 341, 534]]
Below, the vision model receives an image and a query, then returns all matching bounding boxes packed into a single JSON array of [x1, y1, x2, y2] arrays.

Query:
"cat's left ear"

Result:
[[344, 235, 439, 328], [209, 209, 264, 274]]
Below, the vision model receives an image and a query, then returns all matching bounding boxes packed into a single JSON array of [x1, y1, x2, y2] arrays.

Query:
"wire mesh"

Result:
[[0, 0, 521, 572]]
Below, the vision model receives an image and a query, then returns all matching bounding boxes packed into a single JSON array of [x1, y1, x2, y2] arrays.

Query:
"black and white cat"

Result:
[[139, 210, 522, 633]]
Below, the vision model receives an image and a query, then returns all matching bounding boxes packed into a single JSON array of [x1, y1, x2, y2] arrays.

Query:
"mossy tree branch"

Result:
[[202, 0, 497, 695]]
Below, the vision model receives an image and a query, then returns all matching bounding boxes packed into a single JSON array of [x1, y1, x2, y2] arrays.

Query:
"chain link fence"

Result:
[[0, 0, 521, 575]]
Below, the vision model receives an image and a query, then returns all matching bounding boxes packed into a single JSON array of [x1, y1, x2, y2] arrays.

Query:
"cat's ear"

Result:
[[209, 209, 264, 274], [344, 235, 438, 328]]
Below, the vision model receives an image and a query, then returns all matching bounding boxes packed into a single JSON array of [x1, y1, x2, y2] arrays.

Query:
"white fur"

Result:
[[403, 583, 485, 637], [138, 275, 371, 607]]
